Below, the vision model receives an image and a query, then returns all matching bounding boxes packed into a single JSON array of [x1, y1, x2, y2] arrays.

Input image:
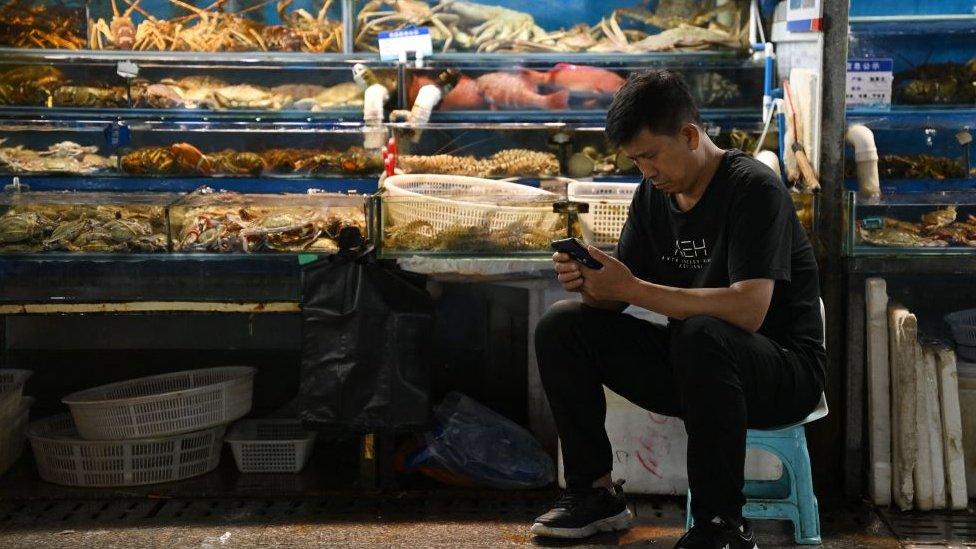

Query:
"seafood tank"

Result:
[[390, 123, 564, 179], [120, 123, 385, 178], [85, 0, 343, 52], [0, 0, 87, 49], [354, 0, 749, 54], [0, 190, 177, 253], [0, 125, 117, 176], [847, 192, 976, 255], [848, 18, 976, 107], [168, 187, 367, 253], [844, 114, 976, 192], [403, 57, 761, 120], [0, 55, 396, 117], [376, 174, 576, 256]]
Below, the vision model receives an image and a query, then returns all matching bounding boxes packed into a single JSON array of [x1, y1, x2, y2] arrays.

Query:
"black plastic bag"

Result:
[[299, 229, 434, 433]]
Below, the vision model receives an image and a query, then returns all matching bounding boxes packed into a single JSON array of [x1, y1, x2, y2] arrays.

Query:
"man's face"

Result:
[[620, 126, 699, 194]]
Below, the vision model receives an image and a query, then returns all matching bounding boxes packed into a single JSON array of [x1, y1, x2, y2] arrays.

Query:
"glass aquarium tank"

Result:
[[390, 123, 565, 178], [848, 19, 976, 107], [354, 0, 750, 54], [845, 113, 976, 192], [86, 0, 343, 52], [120, 122, 385, 178], [168, 187, 366, 253], [0, 121, 118, 177], [847, 191, 976, 256], [375, 174, 576, 256], [0, 0, 87, 49], [0, 190, 177, 253], [402, 56, 762, 121]]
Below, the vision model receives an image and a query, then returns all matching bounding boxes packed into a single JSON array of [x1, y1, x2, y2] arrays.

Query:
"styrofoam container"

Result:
[[62, 366, 255, 440], [0, 397, 33, 477], [29, 414, 225, 487], [957, 375, 976, 497], [945, 309, 976, 347], [0, 370, 32, 424], [225, 419, 317, 473]]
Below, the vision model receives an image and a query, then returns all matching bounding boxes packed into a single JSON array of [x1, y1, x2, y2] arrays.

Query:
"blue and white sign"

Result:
[[103, 121, 130, 147], [378, 27, 433, 62], [846, 58, 893, 108]]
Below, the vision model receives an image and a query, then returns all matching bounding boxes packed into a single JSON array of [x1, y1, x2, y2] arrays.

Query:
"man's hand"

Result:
[[552, 246, 636, 310], [576, 246, 638, 303]]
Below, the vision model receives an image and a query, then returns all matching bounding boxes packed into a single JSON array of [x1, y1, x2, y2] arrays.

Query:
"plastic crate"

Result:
[[0, 397, 33, 477], [225, 419, 317, 473], [61, 366, 255, 440], [383, 174, 557, 233], [567, 182, 639, 249], [946, 309, 976, 347], [28, 414, 225, 487], [0, 370, 32, 424]]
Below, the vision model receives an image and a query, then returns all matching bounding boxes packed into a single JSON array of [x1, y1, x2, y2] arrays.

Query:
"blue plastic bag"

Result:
[[415, 392, 555, 489]]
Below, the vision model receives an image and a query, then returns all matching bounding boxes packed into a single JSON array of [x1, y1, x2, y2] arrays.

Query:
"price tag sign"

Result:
[[116, 60, 139, 79], [104, 121, 130, 147], [846, 58, 893, 108], [378, 27, 433, 62]]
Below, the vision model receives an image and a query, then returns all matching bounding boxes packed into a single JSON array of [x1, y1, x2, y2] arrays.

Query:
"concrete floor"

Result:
[[0, 494, 900, 548]]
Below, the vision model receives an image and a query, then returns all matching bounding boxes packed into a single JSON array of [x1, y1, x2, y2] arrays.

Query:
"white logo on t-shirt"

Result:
[[662, 238, 711, 270]]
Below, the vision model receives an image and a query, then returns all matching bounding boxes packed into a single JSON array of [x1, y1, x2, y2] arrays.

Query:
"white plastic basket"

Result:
[[567, 182, 639, 249], [0, 369, 32, 423], [225, 419, 317, 473], [61, 366, 256, 441], [946, 309, 976, 347], [0, 397, 33, 477], [28, 414, 225, 487], [382, 174, 558, 233]]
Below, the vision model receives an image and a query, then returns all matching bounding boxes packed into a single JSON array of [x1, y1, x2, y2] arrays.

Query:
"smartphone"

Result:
[[551, 237, 603, 269]]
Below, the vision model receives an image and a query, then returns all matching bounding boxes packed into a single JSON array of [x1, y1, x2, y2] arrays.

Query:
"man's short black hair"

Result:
[[605, 70, 702, 146]]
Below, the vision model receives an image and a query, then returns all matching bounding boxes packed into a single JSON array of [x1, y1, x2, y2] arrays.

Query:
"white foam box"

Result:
[[865, 278, 892, 506]]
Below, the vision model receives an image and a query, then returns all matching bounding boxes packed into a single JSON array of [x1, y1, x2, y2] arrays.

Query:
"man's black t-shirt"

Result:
[[616, 149, 825, 386]]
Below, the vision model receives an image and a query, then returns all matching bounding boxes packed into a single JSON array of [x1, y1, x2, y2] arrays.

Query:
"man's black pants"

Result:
[[536, 300, 823, 524]]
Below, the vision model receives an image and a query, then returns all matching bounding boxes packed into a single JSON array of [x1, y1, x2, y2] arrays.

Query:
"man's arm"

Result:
[[573, 246, 774, 333]]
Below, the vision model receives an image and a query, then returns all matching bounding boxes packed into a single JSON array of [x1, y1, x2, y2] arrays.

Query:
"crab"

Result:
[[0, 212, 53, 245], [211, 85, 290, 110], [356, 0, 463, 52]]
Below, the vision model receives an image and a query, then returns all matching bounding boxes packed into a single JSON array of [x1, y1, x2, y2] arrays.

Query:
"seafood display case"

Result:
[[354, 0, 749, 54], [85, 0, 344, 52], [168, 186, 367, 253], [403, 55, 762, 122], [0, 189, 177, 253], [847, 192, 976, 256], [0, 51, 396, 120], [390, 122, 564, 179], [120, 122, 385, 179], [0, 0, 87, 49]]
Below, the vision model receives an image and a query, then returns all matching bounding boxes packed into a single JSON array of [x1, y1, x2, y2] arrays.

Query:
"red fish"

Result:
[[475, 72, 569, 111], [521, 63, 626, 96], [407, 75, 486, 111]]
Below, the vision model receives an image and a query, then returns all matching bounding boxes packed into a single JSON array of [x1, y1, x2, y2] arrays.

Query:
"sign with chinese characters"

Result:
[[846, 58, 893, 108], [378, 27, 433, 62]]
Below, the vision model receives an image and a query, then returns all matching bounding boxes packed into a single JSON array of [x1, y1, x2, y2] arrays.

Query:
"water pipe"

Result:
[[845, 124, 881, 200]]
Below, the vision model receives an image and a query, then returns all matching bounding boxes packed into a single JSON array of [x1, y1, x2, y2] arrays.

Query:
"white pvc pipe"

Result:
[[410, 84, 443, 125], [363, 83, 389, 127], [845, 124, 881, 200], [755, 149, 782, 180]]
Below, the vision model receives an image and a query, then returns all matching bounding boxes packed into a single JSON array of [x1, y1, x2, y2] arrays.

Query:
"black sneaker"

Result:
[[530, 481, 634, 539], [674, 516, 758, 549]]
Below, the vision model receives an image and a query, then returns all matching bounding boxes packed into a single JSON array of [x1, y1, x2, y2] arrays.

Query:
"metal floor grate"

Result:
[[880, 508, 976, 544]]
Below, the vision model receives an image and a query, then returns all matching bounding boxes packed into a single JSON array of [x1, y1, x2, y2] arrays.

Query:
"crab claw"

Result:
[[170, 142, 215, 175]]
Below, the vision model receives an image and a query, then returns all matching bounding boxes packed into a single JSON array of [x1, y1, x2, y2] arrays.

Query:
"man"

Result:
[[529, 70, 825, 548]]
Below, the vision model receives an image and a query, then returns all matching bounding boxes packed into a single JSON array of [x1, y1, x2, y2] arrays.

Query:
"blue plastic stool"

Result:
[[685, 399, 827, 545], [686, 300, 828, 545]]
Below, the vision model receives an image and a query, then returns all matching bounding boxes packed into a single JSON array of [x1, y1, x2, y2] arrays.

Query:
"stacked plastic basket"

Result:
[[0, 369, 33, 477], [946, 309, 976, 378], [28, 366, 256, 487]]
